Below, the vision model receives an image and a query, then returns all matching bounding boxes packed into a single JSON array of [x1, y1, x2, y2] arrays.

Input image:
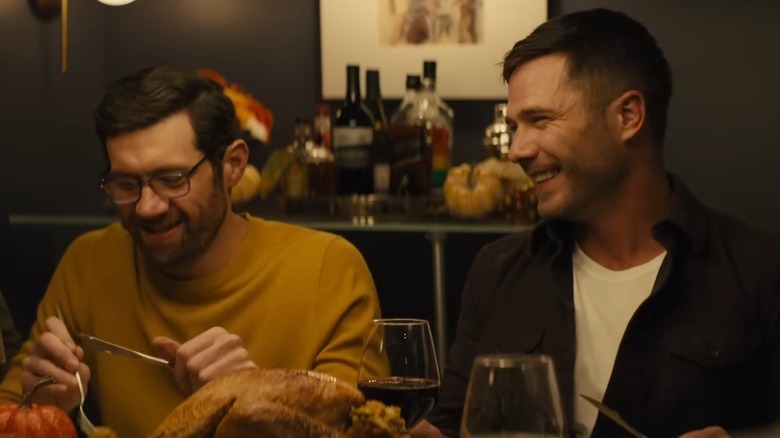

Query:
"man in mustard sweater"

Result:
[[0, 65, 384, 436]]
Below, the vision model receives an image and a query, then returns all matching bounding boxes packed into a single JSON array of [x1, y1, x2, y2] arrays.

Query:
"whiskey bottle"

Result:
[[333, 65, 374, 194], [365, 69, 390, 195]]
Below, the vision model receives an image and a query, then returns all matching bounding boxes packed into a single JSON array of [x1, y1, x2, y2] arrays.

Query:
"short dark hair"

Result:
[[94, 65, 240, 174], [502, 8, 673, 143]]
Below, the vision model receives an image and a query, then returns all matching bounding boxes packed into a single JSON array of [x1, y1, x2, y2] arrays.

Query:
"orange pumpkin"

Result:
[[0, 377, 77, 438]]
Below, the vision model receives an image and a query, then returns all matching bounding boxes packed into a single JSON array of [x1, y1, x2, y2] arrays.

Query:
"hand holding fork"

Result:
[[18, 304, 93, 431], [56, 305, 96, 434]]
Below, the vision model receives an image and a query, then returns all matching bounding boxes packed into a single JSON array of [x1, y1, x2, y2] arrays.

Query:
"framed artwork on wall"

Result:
[[320, 0, 547, 100]]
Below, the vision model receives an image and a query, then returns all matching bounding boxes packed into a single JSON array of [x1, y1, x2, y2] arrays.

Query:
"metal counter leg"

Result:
[[427, 231, 447, 375]]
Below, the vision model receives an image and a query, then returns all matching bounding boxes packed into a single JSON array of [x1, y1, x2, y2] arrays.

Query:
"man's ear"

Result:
[[221, 139, 249, 188], [612, 90, 646, 142]]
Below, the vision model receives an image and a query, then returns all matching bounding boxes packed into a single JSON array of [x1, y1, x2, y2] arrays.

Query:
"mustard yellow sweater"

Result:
[[0, 216, 383, 437]]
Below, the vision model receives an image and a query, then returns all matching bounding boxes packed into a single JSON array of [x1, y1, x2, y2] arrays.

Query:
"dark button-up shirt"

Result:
[[427, 177, 780, 437]]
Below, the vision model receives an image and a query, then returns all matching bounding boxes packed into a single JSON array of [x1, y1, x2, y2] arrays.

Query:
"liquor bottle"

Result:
[[422, 60, 455, 122], [421, 60, 454, 190], [333, 65, 374, 195], [365, 69, 390, 195], [280, 118, 310, 200], [307, 105, 336, 197], [484, 103, 512, 160], [388, 74, 430, 196], [313, 103, 332, 151]]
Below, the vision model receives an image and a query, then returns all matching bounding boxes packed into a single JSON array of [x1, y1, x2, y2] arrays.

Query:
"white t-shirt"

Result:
[[572, 245, 666, 436]]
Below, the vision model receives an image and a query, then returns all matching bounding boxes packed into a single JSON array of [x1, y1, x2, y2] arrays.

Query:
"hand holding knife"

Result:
[[580, 394, 648, 438], [78, 333, 173, 369], [57, 305, 172, 369]]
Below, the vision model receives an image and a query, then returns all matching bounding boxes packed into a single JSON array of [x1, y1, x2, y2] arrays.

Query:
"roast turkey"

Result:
[[150, 368, 407, 438]]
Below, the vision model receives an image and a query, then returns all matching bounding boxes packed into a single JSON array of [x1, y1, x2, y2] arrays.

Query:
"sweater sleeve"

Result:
[[311, 236, 384, 385]]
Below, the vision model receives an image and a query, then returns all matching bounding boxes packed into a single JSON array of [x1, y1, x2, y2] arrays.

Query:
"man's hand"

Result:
[[152, 327, 257, 393], [679, 426, 730, 438], [20, 316, 90, 412], [410, 419, 446, 438]]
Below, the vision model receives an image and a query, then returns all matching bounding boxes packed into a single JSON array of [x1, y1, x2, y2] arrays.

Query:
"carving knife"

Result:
[[78, 333, 173, 369], [580, 394, 648, 438]]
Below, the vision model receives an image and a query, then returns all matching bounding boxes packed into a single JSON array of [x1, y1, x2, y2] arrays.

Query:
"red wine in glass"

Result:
[[358, 377, 440, 427], [357, 318, 441, 429]]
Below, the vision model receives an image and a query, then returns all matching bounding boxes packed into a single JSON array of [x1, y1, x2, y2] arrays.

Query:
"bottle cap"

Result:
[[423, 60, 437, 80], [405, 74, 422, 90], [367, 70, 381, 92], [315, 103, 330, 115]]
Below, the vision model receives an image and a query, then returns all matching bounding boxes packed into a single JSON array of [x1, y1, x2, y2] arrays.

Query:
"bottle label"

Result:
[[282, 162, 308, 199], [389, 127, 425, 163], [373, 163, 390, 193], [388, 126, 431, 195], [333, 127, 372, 169], [430, 126, 451, 187]]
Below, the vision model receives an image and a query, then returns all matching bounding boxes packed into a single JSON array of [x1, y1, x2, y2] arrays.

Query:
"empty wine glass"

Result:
[[461, 354, 566, 438], [357, 318, 441, 429]]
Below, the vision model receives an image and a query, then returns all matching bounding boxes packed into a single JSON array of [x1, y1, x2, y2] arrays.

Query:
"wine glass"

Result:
[[460, 354, 566, 438], [357, 318, 441, 429]]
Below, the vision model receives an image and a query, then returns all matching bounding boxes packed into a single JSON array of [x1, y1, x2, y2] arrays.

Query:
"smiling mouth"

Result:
[[140, 221, 181, 235], [530, 169, 560, 185]]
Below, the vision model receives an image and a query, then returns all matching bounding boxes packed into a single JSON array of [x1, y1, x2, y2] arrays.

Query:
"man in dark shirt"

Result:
[[0, 290, 21, 378], [0, 214, 23, 378], [412, 8, 780, 438]]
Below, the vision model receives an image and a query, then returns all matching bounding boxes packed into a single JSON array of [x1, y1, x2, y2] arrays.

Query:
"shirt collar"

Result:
[[528, 174, 709, 255], [651, 174, 709, 254], [529, 218, 572, 254]]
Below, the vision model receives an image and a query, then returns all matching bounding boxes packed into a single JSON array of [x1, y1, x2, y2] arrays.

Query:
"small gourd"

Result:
[[231, 164, 262, 204], [444, 163, 504, 219]]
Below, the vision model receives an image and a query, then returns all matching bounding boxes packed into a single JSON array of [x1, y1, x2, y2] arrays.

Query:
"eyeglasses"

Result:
[[101, 154, 211, 205]]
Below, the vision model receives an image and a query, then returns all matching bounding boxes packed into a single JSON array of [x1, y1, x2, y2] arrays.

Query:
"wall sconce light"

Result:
[[96, 0, 136, 5], [28, 0, 136, 74]]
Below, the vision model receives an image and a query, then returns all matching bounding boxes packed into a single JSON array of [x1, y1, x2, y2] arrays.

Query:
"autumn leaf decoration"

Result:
[[200, 69, 274, 145]]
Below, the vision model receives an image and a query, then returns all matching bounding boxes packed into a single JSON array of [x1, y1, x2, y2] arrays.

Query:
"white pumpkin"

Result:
[[444, 163, 504, 219]]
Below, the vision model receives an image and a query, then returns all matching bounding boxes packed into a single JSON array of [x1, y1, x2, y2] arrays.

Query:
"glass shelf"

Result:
[[9, 194, 537, 234], [8, 213, 533, 234]]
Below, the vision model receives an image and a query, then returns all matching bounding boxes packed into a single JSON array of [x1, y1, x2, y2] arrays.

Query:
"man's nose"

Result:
[[135, 185, 169, 218], [507, 127, 538, 164]]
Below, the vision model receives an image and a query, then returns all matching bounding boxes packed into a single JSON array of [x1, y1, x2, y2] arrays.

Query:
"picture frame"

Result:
[[320, 0, 547, 100]]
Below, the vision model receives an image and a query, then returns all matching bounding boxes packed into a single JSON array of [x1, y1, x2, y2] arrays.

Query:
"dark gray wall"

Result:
[[1, 0, 107, 214], [2, 0, 780, 339]]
